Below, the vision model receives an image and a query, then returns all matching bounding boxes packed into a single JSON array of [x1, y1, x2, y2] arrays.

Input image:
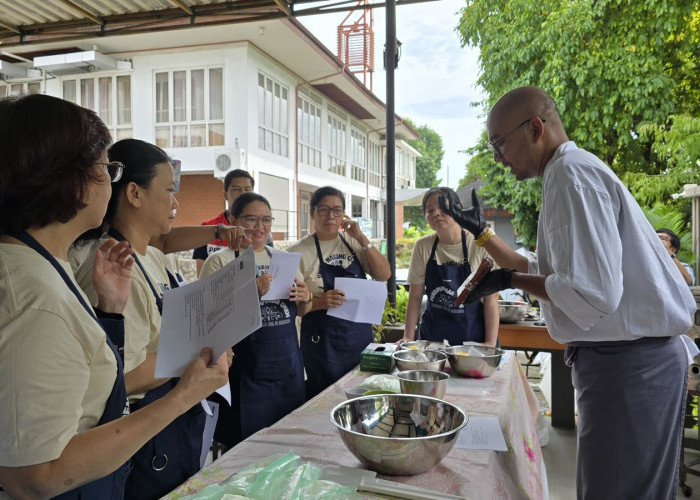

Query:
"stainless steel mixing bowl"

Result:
[[330, 394, 468, 475], [392, 349, 447, 371], [445, 345, 504, 378], [497, 300, 528, 323], [396, 370, 449, 399]]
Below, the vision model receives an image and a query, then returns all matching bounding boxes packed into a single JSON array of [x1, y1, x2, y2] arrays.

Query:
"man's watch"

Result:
[[362, 242, 375, 251]]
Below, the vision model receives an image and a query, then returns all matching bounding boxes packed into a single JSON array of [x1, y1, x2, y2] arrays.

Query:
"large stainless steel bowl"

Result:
[[330, 394, 468, 475], [498, 300, 528, 323], [392, 349, 447, 371], [396, 370, 449, 399], [445, 345, 504, 378]]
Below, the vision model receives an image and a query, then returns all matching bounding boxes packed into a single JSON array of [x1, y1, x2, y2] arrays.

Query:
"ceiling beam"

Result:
[[169, 0, 194, 16], [270, 0, 292, 16], [57, 0, 103, 25], [0, 19, 22, 34]]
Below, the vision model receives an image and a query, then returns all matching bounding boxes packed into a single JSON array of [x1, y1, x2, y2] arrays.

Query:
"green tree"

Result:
[[403, 119, 444, 229], [457, 0, 700, 247]]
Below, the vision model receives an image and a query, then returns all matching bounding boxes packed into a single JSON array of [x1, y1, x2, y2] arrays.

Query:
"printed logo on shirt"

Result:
[[157, 282, 171, 297], [325, 252, 354, 267], [260, 300, 291, 327], [123, 398, 130, 416], [429, 286, 463, 311], [207, 244, 226, 255]]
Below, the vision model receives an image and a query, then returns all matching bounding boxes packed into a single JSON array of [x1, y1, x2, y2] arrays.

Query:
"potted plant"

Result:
[[373, 287, 411, 343]]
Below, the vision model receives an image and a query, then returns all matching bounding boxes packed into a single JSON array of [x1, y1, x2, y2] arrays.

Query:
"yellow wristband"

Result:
[[475, 227, 494, 247], [306, 291, 314, 304]]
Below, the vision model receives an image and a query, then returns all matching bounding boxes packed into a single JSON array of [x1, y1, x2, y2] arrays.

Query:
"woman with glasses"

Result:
[[401, 187, 499, 347], [288, 186, 391, 399], [0, 95, 229, 499], [200, 192, 311, 449], [74, 138, 242, 499]]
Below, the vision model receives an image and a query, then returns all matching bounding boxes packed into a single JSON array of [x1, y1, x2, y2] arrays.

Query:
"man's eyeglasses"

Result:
[[657, 234, 671, 242], [316, 205, 344, 218], [488, 117, 546, 158], [241, 215, 274, 227], [229, 186, 253, 193], [97, 161, 124, 183]]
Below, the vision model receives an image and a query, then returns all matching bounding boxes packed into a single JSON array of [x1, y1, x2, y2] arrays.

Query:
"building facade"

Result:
[[0, 18, 420, 242]]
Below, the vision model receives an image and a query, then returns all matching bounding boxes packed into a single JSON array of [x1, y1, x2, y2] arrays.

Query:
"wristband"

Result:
[[306, 291, 314, 304], [215, 223, 224, 240], [475, 227, 494, 247]]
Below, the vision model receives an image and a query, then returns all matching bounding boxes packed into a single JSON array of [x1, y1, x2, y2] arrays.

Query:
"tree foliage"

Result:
[[457, 0, 700, 247], [403, 118, 445, 229]]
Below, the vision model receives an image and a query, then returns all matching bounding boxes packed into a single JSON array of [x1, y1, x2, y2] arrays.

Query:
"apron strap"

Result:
[[430, 231, 469, 264]]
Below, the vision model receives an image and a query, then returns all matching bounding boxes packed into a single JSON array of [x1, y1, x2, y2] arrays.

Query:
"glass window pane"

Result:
[[173, 124, 188, 147], [116, 128, 133, 141], [173, 71, 186, 122], [63, 80, 76, 103], [117, 75, 131, 125], [272, 83, 280, 131], [98, 77, 112, 125], [27, 82, 40, 95], [155, 73, 169, 123], [209, 68, 223, 120], [258, 126, 265, 149], [155, 126, 170, 148], [190, 124, 206, 147], [10, 84, 22, 96], [80, 79, 94, 110], [258, 74, 265, 126], [0, 86, 7, 98], [208, 123, 224, 146], [190, 69, 205, 121], [265, 80, 273, 128], [280, 87, 288, 134]]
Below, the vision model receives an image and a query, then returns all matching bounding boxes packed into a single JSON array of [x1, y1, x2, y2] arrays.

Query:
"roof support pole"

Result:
[[385, 0, 397, 307]]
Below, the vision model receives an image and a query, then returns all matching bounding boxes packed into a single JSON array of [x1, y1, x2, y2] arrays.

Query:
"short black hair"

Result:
[[421, 186, 462, 214], [0, 94, 111, 235], [310, 186, 345, 213], [224, 169, 254, 191], [230, 192, 271, 218], [656, 228, 681, 251]]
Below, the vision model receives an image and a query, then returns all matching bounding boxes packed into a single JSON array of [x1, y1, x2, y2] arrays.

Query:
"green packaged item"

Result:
[[360, 343, 397, 373]]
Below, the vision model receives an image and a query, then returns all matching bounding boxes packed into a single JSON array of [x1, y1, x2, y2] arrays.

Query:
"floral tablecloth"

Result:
[[165, 351, 544, 499]]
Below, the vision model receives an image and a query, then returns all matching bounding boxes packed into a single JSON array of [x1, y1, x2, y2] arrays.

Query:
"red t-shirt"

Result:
[[192, 211, 230, 260]]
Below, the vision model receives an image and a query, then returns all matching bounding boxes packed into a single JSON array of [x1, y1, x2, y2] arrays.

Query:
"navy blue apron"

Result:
[[300, 233, 372, 400], [214, 247, 305, 448], [107, 229, 206, 500], [12, 232, 131, 500], [418, 231, 486, 345]]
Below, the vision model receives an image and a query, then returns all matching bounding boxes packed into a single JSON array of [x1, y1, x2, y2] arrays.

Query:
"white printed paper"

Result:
[[326, 278, 387, 324], [455, 415, 508, 451], [260, 252, 301, 300], [155, 247, 262, 377]]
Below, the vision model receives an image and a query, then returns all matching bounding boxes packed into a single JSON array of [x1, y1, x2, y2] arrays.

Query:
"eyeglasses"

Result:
[[657, 234, 671, 242], [488, 117, 546, 158], [240, 215, 274, 227], [229, 186, 253, 193], [97, 161, 124, 183], [316, 205, 344, 218]]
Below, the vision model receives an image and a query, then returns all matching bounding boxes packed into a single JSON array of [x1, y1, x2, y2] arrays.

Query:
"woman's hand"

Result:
[[220, 225, 251, 251], [173, 348, 229, 409], [340, 216, 364, 241], [318, 289, 347, 309], [289, 278, 311, 303], [256, 274, 273, 297], [93, 239, 134, 314]]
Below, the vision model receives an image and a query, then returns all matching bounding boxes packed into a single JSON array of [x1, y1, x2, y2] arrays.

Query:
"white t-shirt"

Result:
[[201, 245, 303, 282], [530, 141, 696, 342], [287, 233, 371, 297], [77, 238, 172, 374], [407, 231, 492, 286], [0, 244, 117, 466]]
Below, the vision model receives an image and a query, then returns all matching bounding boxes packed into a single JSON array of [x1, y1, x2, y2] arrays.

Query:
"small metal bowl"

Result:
[[396, 370, 449, 399], [330, 394, 468, 475], [399, 340, 446, 352], [392, 349, 447, 372], [445, 345, 504, 378], [498, 300, 528, 323]]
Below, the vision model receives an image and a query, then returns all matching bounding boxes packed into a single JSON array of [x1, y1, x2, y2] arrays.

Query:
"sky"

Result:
[[299, 0, 486, 189]]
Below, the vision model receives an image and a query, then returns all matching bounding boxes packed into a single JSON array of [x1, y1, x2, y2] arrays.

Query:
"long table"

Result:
[[498, 321, 575, 429], [165, 352, 545, 499]]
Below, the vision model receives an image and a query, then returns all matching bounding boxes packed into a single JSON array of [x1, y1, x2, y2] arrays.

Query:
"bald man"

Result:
[[443, 86, 696, 499]]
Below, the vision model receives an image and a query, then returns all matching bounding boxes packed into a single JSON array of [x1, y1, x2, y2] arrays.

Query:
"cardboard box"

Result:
[[360, 343, 397, 373]]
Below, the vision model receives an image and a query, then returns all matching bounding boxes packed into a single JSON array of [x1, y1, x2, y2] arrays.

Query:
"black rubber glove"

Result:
[[464, 269, 515, 305], [439, 188, 487, 239]]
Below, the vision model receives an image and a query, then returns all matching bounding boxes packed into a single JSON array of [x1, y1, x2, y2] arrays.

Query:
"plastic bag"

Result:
[[357, 374, 400, 393]]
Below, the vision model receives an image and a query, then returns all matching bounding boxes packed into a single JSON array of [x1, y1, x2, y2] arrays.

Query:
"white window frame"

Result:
[[327, 109, 347, 177], [154, 66, 224, 148], [0, 81, 41, 98], [297, 94, 322, 168], [350, 127, 366, 183], [368, 140, 382, 188], [61, 73, 133, 141], [257, 72, 289, 157]]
